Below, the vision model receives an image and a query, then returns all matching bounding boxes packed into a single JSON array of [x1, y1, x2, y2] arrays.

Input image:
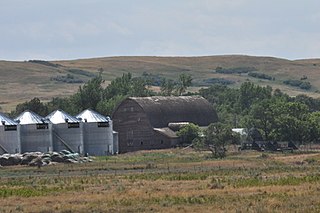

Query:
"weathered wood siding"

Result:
[[113, 99, 175, 153]]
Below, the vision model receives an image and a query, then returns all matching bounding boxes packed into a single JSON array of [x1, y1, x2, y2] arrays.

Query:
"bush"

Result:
[[201, 78, 235, 86], [67, 69, 96, 78], [51, 74, 84, 84], [215, 67, 256, 74], [283, 79, 311, 90], [176, 123, 201, 144], [248, 72, 273, 80]]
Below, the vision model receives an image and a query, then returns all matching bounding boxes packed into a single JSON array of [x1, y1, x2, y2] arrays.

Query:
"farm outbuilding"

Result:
[[15, 110, 53, 153], [46, 109, 84, 154], [0, 113, 20, 154], [76, 109, 118, 155], [112, 96, 218, 153]]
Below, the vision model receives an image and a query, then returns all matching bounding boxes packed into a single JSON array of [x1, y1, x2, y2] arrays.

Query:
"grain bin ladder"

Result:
[[52, 131, 75, 153]]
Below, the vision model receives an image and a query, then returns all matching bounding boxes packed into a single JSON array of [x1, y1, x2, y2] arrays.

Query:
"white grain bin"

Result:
[[76, 109, 116, 155], [15, 110, 53, 153], [46, 109, 84, 154], [0, 112, 20, 154]]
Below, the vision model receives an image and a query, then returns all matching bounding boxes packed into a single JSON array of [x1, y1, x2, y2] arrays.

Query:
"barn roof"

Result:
[[46, 109, 79, 124], [127, 96, 218, 128], [76, 109, 110, 123], [15, 110, 49, 125], [0, 112, 17, 126]]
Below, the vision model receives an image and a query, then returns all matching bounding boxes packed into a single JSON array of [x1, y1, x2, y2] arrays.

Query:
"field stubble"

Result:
[[0, 149, 319, 212]]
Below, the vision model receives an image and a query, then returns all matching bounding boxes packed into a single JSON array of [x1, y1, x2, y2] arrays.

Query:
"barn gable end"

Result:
[[112, 96, 218, 153]]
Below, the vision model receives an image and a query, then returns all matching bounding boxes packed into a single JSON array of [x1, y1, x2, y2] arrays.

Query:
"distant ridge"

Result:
[[1, 55, 320, 112]]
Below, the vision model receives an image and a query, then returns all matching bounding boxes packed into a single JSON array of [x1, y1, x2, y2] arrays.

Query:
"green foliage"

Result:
[[28, 60, 60, 67], [72, 75, 104, 111], [96, 95, 127, 116], [140, 72, 164, 86], [50, 74, 84, 83], [283, 79, 311, 90], [200, 78, 235, 86], [248, 72, 273, 80], [11, 98, 48, 117], [239, 82, 272, 111], [176, 123, 201, 144], [160, 78, 176, 96], [175, 73, 192, 95], [201, 123, 239, 158], [67, 69, 96, 78], [215, 66, 256, 74]]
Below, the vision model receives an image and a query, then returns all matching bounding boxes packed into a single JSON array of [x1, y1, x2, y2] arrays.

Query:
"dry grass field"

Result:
[[0, 148, 320, 212], [1, 55, 320, 112]]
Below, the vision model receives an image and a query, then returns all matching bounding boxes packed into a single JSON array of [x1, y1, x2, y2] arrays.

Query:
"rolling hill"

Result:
[[1, 55, 320, 112]]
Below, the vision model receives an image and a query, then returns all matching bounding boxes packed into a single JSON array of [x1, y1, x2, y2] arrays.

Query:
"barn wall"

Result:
[[113, 100, 175, 153]]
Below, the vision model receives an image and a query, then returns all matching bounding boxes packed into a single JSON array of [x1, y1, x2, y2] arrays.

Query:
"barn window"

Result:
[[140, 141, 143, 145], [160, 140, 164, 144]]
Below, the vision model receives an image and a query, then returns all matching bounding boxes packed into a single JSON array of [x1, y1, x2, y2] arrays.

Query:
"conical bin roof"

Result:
[[15, 110, 49, 125], [46, 109, 80, 124], [76, 109, 110, 123]]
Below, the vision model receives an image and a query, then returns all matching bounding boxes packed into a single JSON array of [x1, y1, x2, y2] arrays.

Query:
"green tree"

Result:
[[176, 123, 201, 144], [175, 73, 192, 95], [96, 95, 127, 116], [239, 82, 272, 112], [248, 99, 275, 140], [11, 97, 48, 117], [160, 78, 176, 96], [72, 75, 104, 112], [202, 123, 239, 158]]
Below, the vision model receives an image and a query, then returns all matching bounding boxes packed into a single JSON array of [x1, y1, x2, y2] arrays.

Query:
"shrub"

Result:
[[248, 72, 273, 80], [215, 67, 257, 74], [283, 79, 311, 90], [51, 74, 84, 84]]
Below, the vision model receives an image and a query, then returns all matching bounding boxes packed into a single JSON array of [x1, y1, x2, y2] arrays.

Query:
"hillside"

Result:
[[1, 55, 320, 112]]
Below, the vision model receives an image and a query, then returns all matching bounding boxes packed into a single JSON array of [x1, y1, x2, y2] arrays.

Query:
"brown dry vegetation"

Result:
[[0, 148, 320, 212], [1, 55, 320, 111]]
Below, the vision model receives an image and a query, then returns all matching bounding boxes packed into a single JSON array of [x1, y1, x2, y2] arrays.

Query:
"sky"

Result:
[[0, 0, 319, 61]]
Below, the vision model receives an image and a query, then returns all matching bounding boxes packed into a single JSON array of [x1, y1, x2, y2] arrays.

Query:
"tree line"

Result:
[[8, 73, 320, 151], [9, 73, 192, 117]]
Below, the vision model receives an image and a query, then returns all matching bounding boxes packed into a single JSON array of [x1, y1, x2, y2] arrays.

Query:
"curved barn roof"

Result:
[[127, 96, 218, 128]]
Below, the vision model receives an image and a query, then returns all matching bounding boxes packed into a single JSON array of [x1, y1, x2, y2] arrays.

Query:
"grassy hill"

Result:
[[1, 55, 320, 112]]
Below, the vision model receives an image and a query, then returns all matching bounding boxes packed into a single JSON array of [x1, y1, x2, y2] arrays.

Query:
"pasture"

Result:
[[0, 148, 320, 212]]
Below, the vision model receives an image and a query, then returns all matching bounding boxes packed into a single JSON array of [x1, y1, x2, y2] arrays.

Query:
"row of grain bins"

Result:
[[0, 109, 118, 156]]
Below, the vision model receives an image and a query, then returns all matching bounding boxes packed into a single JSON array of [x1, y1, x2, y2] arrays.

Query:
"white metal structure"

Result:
[[76, 109, 117, 155], [15, 110, 53, 153], [0, 112, 20, 154], [46, 109, 84, 154]]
